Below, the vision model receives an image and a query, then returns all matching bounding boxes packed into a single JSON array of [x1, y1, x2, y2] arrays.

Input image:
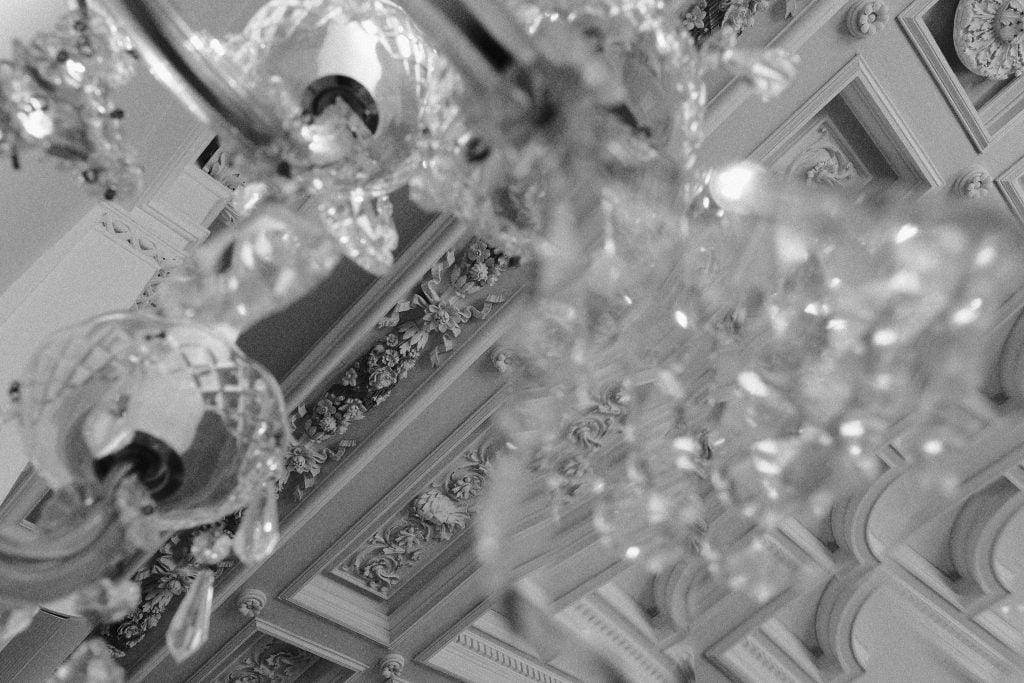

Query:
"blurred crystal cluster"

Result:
[[499, 160, 1023, 579], [0, 1, 140, 199], [2, 0, 1024, 677]]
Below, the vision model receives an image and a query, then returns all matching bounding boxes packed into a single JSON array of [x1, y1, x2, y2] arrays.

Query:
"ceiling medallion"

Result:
[[954, 0, 1024, 79]]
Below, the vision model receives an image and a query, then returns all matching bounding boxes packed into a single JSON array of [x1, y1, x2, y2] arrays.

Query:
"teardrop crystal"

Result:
[[50, 637, 125, 682], [233, 489, 280, 565], [165, 569, 214, 663], [0, 605, 37, 649]]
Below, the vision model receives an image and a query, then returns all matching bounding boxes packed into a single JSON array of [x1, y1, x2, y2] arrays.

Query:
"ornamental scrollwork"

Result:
[[954, 0, 1024, 80], [218, 640, 317, 683], [100, 522, 238, 654], [681, 0, 795, 44], [789, 145, 857, 188], [347, 441, 494, 595], [538, 385, 632, 498], [286, 238, 514, 499], [99, 237, 516, 655]]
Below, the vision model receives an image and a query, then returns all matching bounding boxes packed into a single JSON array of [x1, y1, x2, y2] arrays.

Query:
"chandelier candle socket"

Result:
[[0, 0, 1022, 679]]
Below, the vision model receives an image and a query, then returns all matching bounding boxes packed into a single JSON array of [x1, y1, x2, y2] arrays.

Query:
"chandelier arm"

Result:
[[0, 503, 135, 605], [98, 0, 286, 147], [396, 0, 537, 87]]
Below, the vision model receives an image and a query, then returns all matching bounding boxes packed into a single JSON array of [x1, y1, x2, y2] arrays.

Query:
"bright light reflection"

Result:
[[895, 223, 919, 244]]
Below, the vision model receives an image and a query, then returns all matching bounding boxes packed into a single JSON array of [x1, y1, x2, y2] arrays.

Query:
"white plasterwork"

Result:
[[556, 595, 681, 683], [428, 629, 579, 683], [752, 56, 942, 195], [899, 0, 1024, 151]]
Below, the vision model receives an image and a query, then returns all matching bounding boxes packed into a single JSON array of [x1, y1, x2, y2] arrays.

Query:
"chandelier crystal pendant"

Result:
[[0, 0, 142, 199], [0, 0, 1022, 677]]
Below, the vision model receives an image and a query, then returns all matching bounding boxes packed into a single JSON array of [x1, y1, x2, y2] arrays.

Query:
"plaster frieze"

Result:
[[100, 235, 517, 657], [557, 596, 683, 682], [429, 629, 576, 683], [286, 238, 515, 500], [343, 439, 494, 595], [211, 637, 318, 683], [97, 209, 183, 269], [954, 0, 1024, 80]]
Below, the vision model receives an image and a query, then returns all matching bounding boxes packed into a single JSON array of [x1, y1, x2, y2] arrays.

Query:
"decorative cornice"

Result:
[[753, 56, 943, 193], [96, 209, 183, 268], [102, 234, 517, 656], [442, 629, 576, 683], [284, 239, 515, 499], [343, 440, 494, 595], [558, 597, 681, 682], [733, 635, 801, 683]]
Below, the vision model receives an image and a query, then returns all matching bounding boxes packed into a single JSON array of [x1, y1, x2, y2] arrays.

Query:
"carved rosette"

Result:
[[846, 0, 890, 37], [235, 588, 267, 618], [954, 0, 1024, 79], [489, 347, 519, 374], [380, 653, 406, 680], [954, 165, 994, 198]]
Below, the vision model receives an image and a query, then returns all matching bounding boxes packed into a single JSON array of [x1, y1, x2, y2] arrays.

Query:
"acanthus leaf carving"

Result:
[[286, 238, 514, 500], [347, 441, 494, 595], [217, 639, 318, 683], [954, 0, 1024, 80], [100, 236, 516, 655]]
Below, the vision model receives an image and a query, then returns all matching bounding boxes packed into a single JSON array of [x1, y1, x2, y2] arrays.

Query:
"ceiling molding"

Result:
[[711, 631, 812, 683], [257, 603, 372, 674], [280, 213, 466, 409], [286, 387, 504, 599], [752, 56, 943, 194], [813, 566, 879, 681], [951, 480, 1023, 600], [95, 206, 185, 269], [131, 119, 215, 211], [287, 574, 390, 645], [556, 594, 682, 683], [705, 0, 848, 134], [995, 153, 1024, 225], [427, 628, 579, 683], [887, 566, 1021, 682], [898, 0, 991, 151]]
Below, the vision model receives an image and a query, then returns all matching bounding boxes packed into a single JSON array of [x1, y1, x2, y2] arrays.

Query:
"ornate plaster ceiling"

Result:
[[5, 1, 1024, 681]]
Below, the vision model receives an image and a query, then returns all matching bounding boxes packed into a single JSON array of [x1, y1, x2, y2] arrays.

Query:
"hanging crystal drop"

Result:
[[0, 605, 37, 649], [232, 488, 280, 565], [165, 569, 214, 663], [50, 638, 125, 682]]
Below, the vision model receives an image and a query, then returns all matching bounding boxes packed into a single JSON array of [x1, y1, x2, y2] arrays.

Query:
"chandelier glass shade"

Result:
[[0, 0, 1022, 678]]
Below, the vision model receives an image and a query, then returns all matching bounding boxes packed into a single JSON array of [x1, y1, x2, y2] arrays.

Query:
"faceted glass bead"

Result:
[[165, 569, 214, 663], [233, 488, 281, 565]]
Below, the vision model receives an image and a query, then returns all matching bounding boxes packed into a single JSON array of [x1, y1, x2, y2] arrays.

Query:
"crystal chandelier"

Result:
[[0, 0, 1021, 679]]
